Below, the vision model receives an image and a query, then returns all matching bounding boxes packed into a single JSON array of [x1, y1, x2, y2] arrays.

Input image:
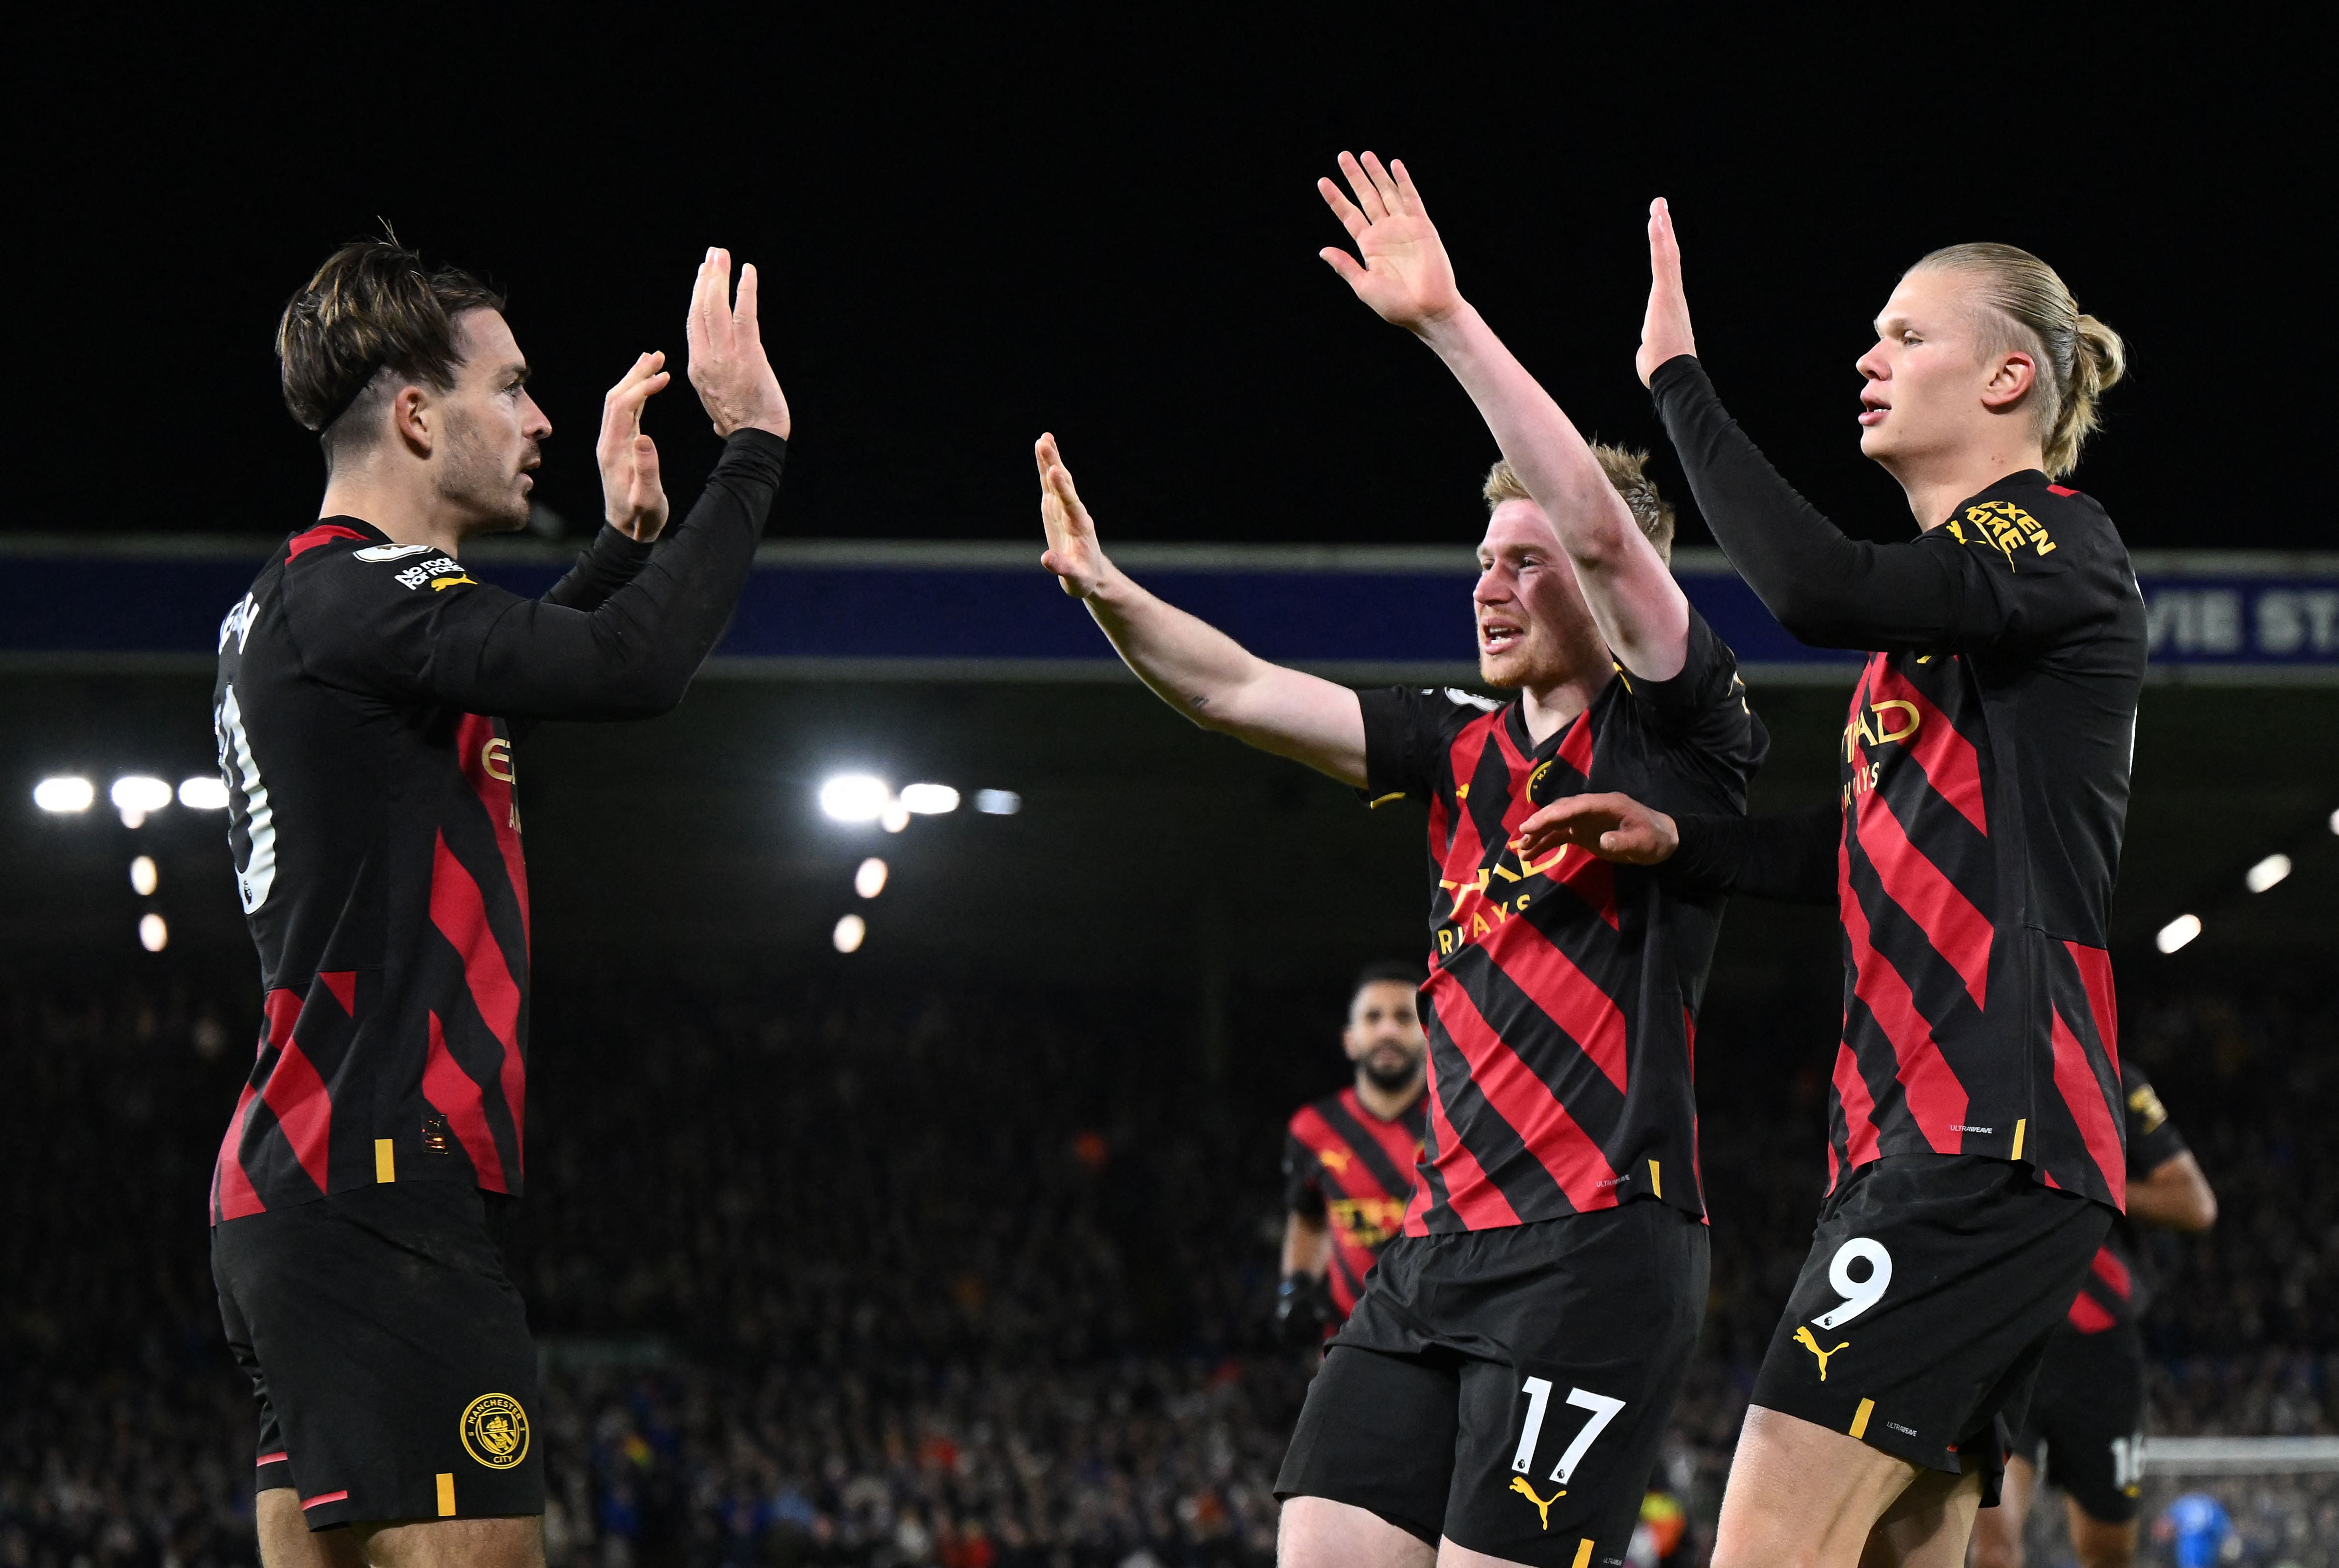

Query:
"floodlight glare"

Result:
[[974, 789, 1022, 815], [2155, 913, 2202, 954], [832, 913, 867, 953], [2245, 854, 2292, 894], [179, 776, 230, 810], [130, 856, 159, 896], [139, 913, 169, 953], [112, 776, 173, 826], [900, 783, 960, 815], [818, 774, 891, 823], [881, 800, 910, 834], [855, 857, 888, 899], [34, 776, 95, 813]]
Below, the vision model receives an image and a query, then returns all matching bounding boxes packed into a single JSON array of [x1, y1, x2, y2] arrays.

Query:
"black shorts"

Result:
[[1750, 1155, 2110, 1505], [1277, 1199, 1708, 1567], [2014, 1322, 2147, 1524], [212, 1181, 545, 1531]]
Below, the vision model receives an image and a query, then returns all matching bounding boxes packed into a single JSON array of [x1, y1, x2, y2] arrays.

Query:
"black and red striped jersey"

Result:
[[208, 432, 785, 1223], [1826, 479, 2142, 1207], [1358, 609, 1765, 1233], [1652, 358, 2148, 1213], [1284, 1086, 1427, 1317], [2065, 1062, 2189, 1334]]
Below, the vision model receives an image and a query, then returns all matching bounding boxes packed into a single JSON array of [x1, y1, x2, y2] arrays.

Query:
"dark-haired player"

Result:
[[1519, 208, 2144, 1565], [1970, 1063, 2215, 1568], [1036, 153, 1763, 1568], [1276, 963, 1430, 1345], [210, 237, 789, 1567]]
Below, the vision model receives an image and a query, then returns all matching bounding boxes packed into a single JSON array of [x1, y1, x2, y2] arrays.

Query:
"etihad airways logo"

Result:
[[1433, 837, 1581, 958]]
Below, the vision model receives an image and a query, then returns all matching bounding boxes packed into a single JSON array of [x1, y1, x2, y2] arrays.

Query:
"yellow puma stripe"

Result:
[[436, 1472, 455, 1516], [1648, 1159, 1661, 1198], [1850, 1398, 1874, 1440], [1571, 1541, 1593, 1568], [374, 1139, 396, 1183], [2010, 1119, 2026, 1160]]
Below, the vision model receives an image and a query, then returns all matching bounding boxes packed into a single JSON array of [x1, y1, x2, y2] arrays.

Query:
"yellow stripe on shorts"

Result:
[[1571, 1540, 1593, 1568], [1648, 1159, 1661, 1198], [375, 1139, 396, 1183], [1850, 1398, 1875, 1440], [436, 1472, 455, 1516]]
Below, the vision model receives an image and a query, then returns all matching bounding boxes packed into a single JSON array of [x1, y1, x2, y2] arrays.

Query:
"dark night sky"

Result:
[[15, 18, 2307, 555]]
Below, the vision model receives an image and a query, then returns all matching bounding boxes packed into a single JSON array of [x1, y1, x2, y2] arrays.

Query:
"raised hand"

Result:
[[596, 351, 672, 540], [1317, 152, 1462, 333], [1636, 198, 1697, 386], [685, 248, 790, 440], [1515, 792, 1680, 866], [1035, 433, 1109, 599]]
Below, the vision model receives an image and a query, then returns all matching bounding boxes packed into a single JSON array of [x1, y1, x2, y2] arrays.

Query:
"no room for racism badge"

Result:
[[460, 1392, 531, 1469]]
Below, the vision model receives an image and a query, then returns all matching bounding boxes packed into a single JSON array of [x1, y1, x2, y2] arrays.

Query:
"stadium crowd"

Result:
[[3, 958, 2332, 1566]]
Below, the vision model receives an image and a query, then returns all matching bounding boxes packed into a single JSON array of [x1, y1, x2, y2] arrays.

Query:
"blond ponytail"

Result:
[[1914, 242, 2127, 478]]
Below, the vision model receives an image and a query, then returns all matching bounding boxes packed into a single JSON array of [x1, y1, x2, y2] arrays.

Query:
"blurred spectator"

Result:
[[2, 961, 2331, 1565]]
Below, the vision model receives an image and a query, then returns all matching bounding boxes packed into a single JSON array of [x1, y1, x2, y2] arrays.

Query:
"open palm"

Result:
[[1318, 151, 1461, 331]]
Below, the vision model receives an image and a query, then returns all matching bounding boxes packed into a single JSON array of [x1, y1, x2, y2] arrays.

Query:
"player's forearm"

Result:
[[1420, 306, 1688, 678], [1650, 356, 1959, 649], [1282, 1212, 1332, 1277], [1081, 566, 1368, 785], [2128, 1152, 2216, 1231], [444, 431, 785, 718], [1665, 801, 1838, 905], [541, 526, 654, 613]]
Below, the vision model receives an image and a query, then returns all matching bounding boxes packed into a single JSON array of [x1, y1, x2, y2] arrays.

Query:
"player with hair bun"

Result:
[[1519, 211, 2147, 1566]]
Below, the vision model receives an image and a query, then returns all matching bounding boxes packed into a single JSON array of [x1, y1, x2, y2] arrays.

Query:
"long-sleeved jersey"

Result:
[[1358, 608, 1766, 1233], [1652, 355, 2145, 1208], [209, 431, 786, 1223], [1284, 1086, 1427, 1317]]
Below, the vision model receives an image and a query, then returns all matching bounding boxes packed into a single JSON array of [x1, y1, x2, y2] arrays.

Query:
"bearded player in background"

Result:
[[1276, 962, 1430, 1346]]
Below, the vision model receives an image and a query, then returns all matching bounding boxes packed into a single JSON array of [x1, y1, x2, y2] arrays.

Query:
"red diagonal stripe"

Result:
[[1405, 1052, 1519, 1234], [2049, 1004, 2126, 1207], [1869, 662, 1986, 837], [1479, 910, 1629, 1095], [317, 970, 356, 1017], [212, 1085, 265, 1221], [2065, 941, 2120, 1066], [1855, 785, 1992, 1009], [286, 523, 366, 561], [422, 1010, 506, 1191], [2089, 1245, 2132, 1299], [1840, 884, 1967, 1150], [1287, 1106, 1366, 1200], [456, 714, 531, 946], [264, 986, 302, 1050], [258, 1039, 333, 1195], [1437, 714, 1501, 882], [429, 830, 526, 1175], [2065, 1291, 2117, 1333], [1429, 970, 1617, 1211], [1555, 709, 1594, 778], [1830, 1042, 1881, 1169]]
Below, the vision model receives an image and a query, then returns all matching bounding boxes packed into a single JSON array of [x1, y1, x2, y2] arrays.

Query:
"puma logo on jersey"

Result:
[[1315, 1148, 1351, 1173], [1794, 1325, 1849, 1381], [1508, 1476, 1564, 1530], [429, 574, 479, 591], [394, 556, 471, 591]]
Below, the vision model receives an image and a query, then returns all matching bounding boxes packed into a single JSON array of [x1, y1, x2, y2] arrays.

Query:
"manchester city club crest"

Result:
[[459, 1392, 530, 1469]]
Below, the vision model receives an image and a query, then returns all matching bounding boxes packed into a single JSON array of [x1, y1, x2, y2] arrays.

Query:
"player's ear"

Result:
[[390, 383, 435, 457], [1980, 350, 2036, 413]]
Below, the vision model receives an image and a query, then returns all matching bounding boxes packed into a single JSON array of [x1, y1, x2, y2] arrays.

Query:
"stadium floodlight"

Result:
[[832, 913, 866, 953], [900, 783, 960, 815], [855, 857, 888, 899], [130, 856, 159, 896], [974, 789, 1022, 815], [34, 776, 95, 813], [179, 776, 229, 810], [138, 913, 169, 953], [2330, 807, 2339, 835], [818, 774, 890, 824], [881, 801, 910, 834], [2246, 854, 2293, 894], [2155, 913, 2202, 954], [112, 775, 173, 827]]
